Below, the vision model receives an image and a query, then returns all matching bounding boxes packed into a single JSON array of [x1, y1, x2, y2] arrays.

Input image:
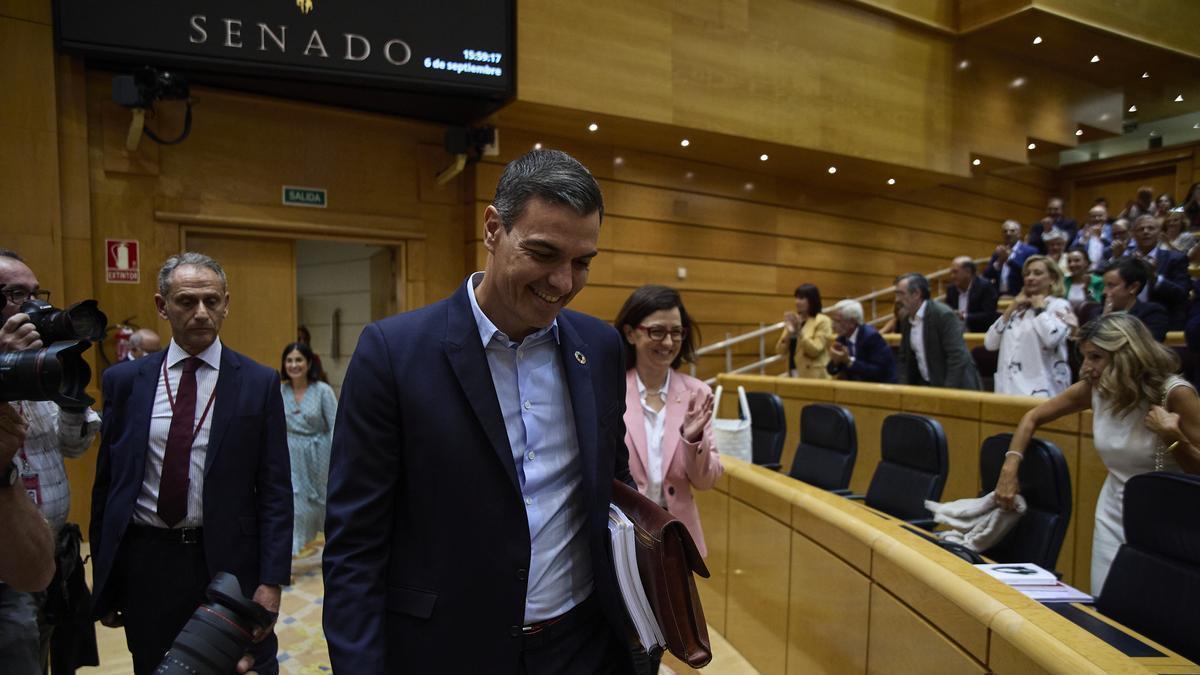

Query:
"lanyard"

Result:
[[162, 357, 218, 444]]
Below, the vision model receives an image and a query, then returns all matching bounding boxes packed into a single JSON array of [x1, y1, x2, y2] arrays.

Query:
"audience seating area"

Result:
[[716, 373, 1109, 592]]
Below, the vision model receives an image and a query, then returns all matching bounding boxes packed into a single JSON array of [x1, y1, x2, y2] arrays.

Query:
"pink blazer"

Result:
[[623, 369, 724, 556]]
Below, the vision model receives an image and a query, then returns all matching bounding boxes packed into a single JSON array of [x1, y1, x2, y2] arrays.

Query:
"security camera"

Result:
[[437, 126, 499, 185], [111, 68, 193, 150]]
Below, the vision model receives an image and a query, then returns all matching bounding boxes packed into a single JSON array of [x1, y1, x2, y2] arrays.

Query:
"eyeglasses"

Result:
[[0, 287, 50, 306], [637, 325, 687, 342]]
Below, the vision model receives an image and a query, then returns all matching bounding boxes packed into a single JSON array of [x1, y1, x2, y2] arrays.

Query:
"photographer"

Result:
[[0, 250, 100, 674]]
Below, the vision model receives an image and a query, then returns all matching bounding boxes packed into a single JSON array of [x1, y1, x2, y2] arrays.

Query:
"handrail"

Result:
[[692, 256, 989, 375]]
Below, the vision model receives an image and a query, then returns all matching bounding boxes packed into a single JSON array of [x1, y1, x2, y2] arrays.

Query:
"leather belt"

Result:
[[519, 595, 596, 651], [126, 524, 204, 545]]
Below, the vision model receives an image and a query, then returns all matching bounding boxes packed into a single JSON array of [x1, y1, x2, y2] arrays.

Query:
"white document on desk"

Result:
[[608, 504, 666, 651], [974, 562, 1058, 586]]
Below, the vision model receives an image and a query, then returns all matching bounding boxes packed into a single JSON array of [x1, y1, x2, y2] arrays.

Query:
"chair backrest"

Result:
[[788, 404, 857, 490], [1096, 472, 1200, 664], [978, 434, 1072, 571], [865, 414, 948, 522], [744, 392, 786, 467]]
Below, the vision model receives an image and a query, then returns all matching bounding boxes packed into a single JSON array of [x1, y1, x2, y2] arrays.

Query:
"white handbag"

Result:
[[711, 385, 753, 463]]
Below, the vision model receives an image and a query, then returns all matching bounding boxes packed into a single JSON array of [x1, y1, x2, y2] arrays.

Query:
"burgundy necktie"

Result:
[[159, 356, 200, 527]]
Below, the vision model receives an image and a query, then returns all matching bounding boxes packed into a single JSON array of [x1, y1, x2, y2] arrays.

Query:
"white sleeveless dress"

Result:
[[1089, 375, 1193, 594]]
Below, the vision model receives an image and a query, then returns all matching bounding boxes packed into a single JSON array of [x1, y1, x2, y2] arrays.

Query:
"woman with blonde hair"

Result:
[[995, 313, 1200, 593], [775, 283, 833, 378], [984, 255, 1076, 397]]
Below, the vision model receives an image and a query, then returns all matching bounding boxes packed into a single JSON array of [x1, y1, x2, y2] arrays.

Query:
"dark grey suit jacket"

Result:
[[897, 299, 982, 390]]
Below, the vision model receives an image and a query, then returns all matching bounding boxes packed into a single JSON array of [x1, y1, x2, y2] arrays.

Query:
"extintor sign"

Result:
[[106, 239, 140, 283]]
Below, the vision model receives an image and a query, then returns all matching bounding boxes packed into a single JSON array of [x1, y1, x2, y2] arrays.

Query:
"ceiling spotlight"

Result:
[[1128, 105, 1138, 113], [1032, 36, 1043, 45], [533, 142, 543, 150], [827, 166, 837, 174], [1149, 130, 1159, 137], [613, 156, 625, 166], [685, 171, 695, 180], [587, 123, 599, 132], [1090, 55, 1100, 63], [759, 153, 769, 161], [1100, 113, 1111, 121], [1075, 129, 1084, 136], [972, 158, 982, 166], [1175, 94, 1184, 103], [886, 178, 896, 186], [1027, 143, 1037, 150], [957, 59, 970, 70], [680, 139, 690, 147], [1009, 77, 1027, 88], [743, 182, 755, 192], [1194, 123, 1200, 130], [1142, 72, 1150, 79]]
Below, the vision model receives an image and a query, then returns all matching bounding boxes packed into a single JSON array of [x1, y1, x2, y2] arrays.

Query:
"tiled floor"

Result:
[[86, 541, 757, 674]]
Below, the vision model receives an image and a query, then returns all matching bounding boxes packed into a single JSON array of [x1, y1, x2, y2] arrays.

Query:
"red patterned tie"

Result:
[[159, 356, 200, 527]]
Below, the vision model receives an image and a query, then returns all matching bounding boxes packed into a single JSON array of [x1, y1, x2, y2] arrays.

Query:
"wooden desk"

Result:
[[695, 458, 1199, 675]]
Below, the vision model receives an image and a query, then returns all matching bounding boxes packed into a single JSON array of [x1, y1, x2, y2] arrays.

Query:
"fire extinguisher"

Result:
[[112, 323, 134, 362]]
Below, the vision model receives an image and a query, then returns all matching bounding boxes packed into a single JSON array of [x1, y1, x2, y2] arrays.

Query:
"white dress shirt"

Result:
[[134, 338, 222, 528], [910, 301, 931, 383], [636, 370, 671, 508], [956, 283, 970, 315]]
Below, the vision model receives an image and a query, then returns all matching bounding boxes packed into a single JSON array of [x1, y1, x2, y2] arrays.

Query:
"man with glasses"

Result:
[[0, 250, 100, 675]]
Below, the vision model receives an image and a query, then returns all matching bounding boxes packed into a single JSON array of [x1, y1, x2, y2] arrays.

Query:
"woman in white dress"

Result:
[[995, 313, 1200, 594], [984, 255, 1076, 397]]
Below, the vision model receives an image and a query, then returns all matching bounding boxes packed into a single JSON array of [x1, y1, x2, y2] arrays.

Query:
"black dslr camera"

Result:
[[155, 572, 277, 675], [0, 297, 107, 408]]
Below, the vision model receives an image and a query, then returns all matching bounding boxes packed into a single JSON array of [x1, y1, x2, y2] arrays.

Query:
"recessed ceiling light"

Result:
[[680, 139, 690, 147], [827, 166, 837, 174], [1075, 129, 1084, 136], [613, 156, 624, 166], [1032, 36, 1043, 45], [1149, 130, 1159, 137], [1175, 94, 1185, 103], [759, 153, 769, 162], [1128, 105, 1138, 113], [957, 59, 970, 70], [685, 171, 695, 180], [972, 158, 982, 166], [1027, 143, 1037, 150], [1194, 122, 1200, 130], [587, 123, 599, 132], [743, 182, 755, 191], [887, 178, 896, 185], [533, 142, 543, 150], [1142, 72, 1150, 79], [1009, 77, 1027, 88], [1090, 55, 1100, 63], [1100, 113, 1111, 121]]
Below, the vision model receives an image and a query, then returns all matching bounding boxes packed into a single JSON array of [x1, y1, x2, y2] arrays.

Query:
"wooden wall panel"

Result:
[[867, 585, 989, 674], [787, 532, 871, 675], [726, 498, 792, 675]]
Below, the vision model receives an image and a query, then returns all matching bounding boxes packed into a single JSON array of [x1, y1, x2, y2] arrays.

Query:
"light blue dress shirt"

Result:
[[467, 273, 593, 622]]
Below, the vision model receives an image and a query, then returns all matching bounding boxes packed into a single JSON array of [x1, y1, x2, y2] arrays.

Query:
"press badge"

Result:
[[17, 451, 41, 505]]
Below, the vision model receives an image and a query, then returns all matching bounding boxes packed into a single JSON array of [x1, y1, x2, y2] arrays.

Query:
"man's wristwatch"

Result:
[[1, 461, 17, 488]]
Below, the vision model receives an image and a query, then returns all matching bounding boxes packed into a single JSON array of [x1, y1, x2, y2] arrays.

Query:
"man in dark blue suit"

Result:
[[323, 150, 636, 674], [983, 220, 1037, 297], [826, 299, 897, 383], [1027, 197, 1078, 254], [1128, 214, 1191, 330], [90, 253, 291, 675]]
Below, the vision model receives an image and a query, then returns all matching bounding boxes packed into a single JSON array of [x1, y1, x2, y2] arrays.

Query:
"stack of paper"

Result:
[[608, 505, 666, 651], [974, 563, 1092, 603]]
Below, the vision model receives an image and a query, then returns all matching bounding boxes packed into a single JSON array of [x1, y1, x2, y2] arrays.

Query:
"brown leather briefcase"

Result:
[[611, 479, 713, 668]]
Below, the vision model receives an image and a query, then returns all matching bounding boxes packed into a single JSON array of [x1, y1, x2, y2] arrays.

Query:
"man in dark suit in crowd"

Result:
[[322, 150, 636, 674], [983, 220, 1037, 297], [1088, 256, 1170, 342], [895, 273, 982, 390], [944, 256, 998, 332], [1027, 197, 1078, 254], [90, 253, 292, 675], [826, 299, 896, 383], [1127, 214, 1190, 330]]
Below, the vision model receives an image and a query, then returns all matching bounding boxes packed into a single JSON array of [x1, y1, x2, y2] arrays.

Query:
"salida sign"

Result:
[[54, 0, 512, 97]]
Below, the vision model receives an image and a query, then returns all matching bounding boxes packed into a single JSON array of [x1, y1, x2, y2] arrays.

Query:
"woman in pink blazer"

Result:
[[615, 285, 724, 557]]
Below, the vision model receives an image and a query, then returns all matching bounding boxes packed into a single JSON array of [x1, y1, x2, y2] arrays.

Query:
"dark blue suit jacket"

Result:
[[89, 346, 292, 617], [1146, 248, 1191, 330], [321, 281, 634, 674], [826, 323, 897, 383]]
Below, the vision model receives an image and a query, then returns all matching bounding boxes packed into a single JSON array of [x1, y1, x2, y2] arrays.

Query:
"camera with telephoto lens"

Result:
[[0, 298, 107, 408], [155, 572, 277, 675]]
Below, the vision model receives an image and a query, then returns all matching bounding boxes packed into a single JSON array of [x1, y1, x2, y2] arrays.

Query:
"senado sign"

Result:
[[54, 0, 513, 102]]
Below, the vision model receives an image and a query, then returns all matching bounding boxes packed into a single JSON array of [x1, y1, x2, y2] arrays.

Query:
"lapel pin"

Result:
[[574, 351, 587, 365]]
